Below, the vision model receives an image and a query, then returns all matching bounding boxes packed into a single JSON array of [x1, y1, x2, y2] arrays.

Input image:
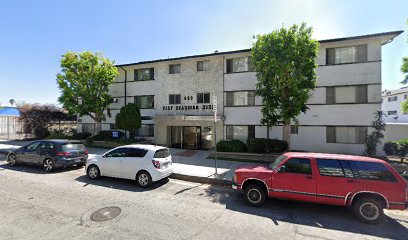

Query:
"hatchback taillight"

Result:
[[84, 150, 89, 155], [152, 160, 160, 169], [57, 152, 71, 157]]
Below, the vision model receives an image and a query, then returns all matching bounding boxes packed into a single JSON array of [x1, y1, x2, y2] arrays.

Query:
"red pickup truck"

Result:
[[232, 152, 408, 224]]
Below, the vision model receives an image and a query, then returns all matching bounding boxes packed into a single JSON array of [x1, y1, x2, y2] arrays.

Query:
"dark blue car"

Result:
[[6, 140, 88, 172]]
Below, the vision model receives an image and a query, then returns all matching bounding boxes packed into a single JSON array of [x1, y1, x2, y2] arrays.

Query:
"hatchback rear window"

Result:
[[62, 143, 86, 151], [154, 149, 171, 158]]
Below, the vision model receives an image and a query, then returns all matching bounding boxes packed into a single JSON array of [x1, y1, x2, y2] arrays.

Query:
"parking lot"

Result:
[[0, 160, 407, 240]]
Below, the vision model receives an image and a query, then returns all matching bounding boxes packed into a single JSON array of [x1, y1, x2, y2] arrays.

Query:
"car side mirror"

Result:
[[102, 154, 107, 158], [277, 166, 286, 173]]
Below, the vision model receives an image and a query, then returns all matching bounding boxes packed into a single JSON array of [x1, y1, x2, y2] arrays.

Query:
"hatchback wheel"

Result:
[[43, 159, 55, 172], [87, 165, 100, 180], [353, 198, 384, 224], [7, 153, 16, 166], [136, 171, 152, 188], [244, 184, 266, 207]]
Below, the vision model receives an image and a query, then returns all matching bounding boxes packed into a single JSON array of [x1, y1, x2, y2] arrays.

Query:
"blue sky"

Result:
[[0, 0, 407, 106]]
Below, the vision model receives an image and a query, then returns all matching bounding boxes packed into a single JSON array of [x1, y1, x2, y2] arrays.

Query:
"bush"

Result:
[[33, 125, 50, 139], [88, 130, 125, 141], [46, 132, 70, 139], [216, 140, 247, 152], [72, 132, 91, 140], [383, 141, 399, 156], [246, 138, 288, 153]]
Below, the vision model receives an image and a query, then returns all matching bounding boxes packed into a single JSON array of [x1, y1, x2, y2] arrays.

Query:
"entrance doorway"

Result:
[[170, 126, 204, 150]]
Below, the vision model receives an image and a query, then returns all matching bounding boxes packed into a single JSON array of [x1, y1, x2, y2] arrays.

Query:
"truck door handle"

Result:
[[305, 175, 312, 179], [347, 179, 354, 183]]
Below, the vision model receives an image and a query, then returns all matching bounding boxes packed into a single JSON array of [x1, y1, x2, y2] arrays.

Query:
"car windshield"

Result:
[[268, 154, 287, 170], [62, 143, 85, 151]]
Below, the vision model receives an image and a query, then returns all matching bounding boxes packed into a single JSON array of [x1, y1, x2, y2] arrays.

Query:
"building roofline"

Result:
[[115, 30, 403, 67]]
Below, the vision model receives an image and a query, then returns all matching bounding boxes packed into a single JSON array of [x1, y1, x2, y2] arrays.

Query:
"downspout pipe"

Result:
[[119, 66, 127, 105]]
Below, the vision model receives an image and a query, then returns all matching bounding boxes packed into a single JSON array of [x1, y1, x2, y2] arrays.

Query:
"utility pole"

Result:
[[213, 96, 218, 175]]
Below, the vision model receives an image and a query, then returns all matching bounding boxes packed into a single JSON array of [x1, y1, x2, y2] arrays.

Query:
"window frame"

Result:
[[169, 94, 181, 105], [350, 161, 397, 182], [134, 95, 155, 109], [197, 93, 210, 104], [280, 157, 312, 175], [226, 57, 253, 73], [225, 91, 256, 106], [134, 68, 154, 81], [197, 60, 210, 71], [326, 126, 367, 144], [326, 85, 368, 104], [169, 64, 181, 74], [135, 124, 154, 137], [326, 44, 367, 65], [226, 125, 255, 141]]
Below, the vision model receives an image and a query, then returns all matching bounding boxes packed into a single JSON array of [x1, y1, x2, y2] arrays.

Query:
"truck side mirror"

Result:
[[278, 165, 286, 173]]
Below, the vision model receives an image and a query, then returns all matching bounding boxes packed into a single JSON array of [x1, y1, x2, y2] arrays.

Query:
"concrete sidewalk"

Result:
[[0, 139, 260, 186]]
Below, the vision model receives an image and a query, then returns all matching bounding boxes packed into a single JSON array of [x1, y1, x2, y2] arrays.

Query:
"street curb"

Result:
[[169, 173, 231, 187]]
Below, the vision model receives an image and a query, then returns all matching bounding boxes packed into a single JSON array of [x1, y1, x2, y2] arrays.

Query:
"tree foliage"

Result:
[[364, 111, 385, 157], [115, 103, 141, 139], [252, 23, 319, 147], [19, 104, 73, 139], [401, 19, 408, 112], [56, 51, 119, 134]]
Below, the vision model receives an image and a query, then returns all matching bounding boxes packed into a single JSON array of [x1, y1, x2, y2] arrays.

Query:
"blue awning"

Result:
[[0, 107, 20, 116]]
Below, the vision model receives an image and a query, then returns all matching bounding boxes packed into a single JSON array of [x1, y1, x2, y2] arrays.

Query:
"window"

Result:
[[197, 93, 210, 103], [281, 158, 312, 175], [112, 98, 119, 103], [110, 124, 115, 130], [169, 94, 181, 104], [388, 96, 398, 102], [134, 95, 154, 109], [25, 141, 42, 151], [136, 125, 154, 137], [197, 60, 210, 71], [226, 57, 252, 73], [226, 91, 255, 106], [105, 148, 127, 158], [126, 148, 148, 158], [317, 159, 346, 177], [326, 126, 367, 144], [326, 45, 367, 65], [404, 94, 408, 100], [40, 142, 55, 150], [169, 64, 181, 74], [134, 68, 154, 81], [62, 143, 85, 151], [387, 110, 397, 116], [226, 125, 255, 141], [351, 161, 396, 182], [154, 149, 171, 158], [326, 85, 368, 104], [291, 125, 298, 134]]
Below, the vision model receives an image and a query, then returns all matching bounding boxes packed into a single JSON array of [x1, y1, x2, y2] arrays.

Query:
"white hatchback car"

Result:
[[86, 144, 173, 187]]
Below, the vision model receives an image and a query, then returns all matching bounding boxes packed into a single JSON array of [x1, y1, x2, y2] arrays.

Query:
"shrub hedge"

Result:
[[383, 139, 408, 162], [246, 138, 288, 153], [216, 140, 248, 152]]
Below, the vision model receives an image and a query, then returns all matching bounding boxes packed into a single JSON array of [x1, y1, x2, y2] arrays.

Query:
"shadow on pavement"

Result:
[[204, 185, 408, 240], [75, 175, 170, 192], [0, 162, 84, 174]]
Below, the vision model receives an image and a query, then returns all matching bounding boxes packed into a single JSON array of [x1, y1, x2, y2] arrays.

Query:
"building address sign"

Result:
[[162, 104, 214, 111]]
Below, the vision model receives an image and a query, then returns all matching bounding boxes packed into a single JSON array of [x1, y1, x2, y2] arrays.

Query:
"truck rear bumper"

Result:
[[389, 202, 408, 210]]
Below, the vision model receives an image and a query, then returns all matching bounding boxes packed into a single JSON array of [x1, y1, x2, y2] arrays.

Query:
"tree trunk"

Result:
[[94, 120, 102, 135], [282, 121, 291, 150]]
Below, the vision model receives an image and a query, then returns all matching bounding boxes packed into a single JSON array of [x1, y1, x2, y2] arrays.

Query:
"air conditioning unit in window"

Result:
[[113, 98, 119, 103]]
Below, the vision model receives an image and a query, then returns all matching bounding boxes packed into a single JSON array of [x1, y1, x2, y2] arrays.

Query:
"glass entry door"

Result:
[[183, 126, 201, 150]]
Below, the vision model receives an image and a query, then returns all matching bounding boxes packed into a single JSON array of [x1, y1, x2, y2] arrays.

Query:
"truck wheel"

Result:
[[244, 184, 266, 207], [352, 197, 385, 224]]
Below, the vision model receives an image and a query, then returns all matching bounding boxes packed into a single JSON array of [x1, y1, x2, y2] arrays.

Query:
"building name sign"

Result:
[[162, 104, 214, 111]]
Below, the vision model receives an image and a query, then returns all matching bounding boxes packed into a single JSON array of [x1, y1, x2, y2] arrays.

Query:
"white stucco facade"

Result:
[[382, 87, 408, 123], [78, 30, 402, 155]]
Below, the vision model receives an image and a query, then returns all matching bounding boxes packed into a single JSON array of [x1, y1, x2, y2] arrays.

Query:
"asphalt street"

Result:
[[0, 160, 407, 240]]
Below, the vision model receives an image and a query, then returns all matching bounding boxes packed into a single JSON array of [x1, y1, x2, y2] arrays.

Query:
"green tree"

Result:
[[9, 99, 15, 106], [252, 23, 319, 148], [401, 19, 408, 112], [365, 111, 385, 157], [115, 103, 141, 139], [57, 51, 119, 134]]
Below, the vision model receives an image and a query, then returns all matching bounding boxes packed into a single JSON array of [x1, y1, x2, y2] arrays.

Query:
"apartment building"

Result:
[[78, 30, 402, 155], [382, 87, 408, 122]]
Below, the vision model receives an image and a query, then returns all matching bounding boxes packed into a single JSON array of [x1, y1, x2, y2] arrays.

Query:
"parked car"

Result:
[[86, 144, 173, 187], [232, 152, 408, 224], [7, 140, 88, 172]]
